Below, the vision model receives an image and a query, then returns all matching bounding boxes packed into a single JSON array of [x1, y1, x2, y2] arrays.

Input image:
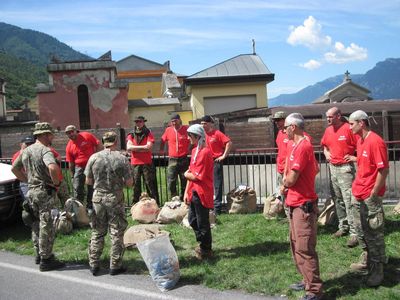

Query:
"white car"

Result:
[[0, 163, 22, 223]]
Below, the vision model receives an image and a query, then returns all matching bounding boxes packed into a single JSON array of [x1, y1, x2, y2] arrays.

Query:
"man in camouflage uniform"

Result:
[[347, 110, 388, 287], [12, 122, 65, 271], [126, 116, 159, 204], [85, 131, 133, 276], [321, 107, 359, 247]]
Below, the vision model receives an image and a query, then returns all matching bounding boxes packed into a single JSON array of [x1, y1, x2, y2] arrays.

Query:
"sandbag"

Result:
[[318, 198, 338, 226], [226, 185, 257, 214], [137, 234, 180, 292], [64, 198, 90, 227], [263, 194, 285, 219], [55, 211, 73, 234], [124, 224, 169, 249], [394, 201, 400, 215], [130, 193, 160, 224], [156, 198, 188, 224]]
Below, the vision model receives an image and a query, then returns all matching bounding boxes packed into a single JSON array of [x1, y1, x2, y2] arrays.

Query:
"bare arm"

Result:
[[127, 140, 153, 152], [282, 169, 300, 188], [323, 146, 331, 162], [48, 163, 61, 186], [11, 166, 28, 183], [69, 161, 76, 176], [215, 141, 232, 162], [371, 168, 389, 197]]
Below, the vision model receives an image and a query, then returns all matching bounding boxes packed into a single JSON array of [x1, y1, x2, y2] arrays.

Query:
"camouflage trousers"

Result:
[[89, 190, 128, 269], [167, 156, 189, 200], [352, 195, 386, 263], [329, 163, 356, 235], [132, 164, 159, 205], [27, 186, 58, 259], [73, 166, 93, 208]]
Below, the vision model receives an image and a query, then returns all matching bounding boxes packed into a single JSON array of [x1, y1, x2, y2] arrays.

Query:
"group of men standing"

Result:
[[274, 108, 388, 300], [11, 113, 232, 273]]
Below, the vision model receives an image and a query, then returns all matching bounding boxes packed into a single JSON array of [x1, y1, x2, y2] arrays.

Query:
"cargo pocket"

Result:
[[368, 211, 384, 230]]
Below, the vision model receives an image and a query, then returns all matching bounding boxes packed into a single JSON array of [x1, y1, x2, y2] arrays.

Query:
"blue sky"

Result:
[[1, 0, 399, 98]]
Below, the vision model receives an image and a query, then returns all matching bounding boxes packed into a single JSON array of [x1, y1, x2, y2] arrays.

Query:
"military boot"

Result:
[[367, 262, 384, 287], [350, 251, 368, 274], [39, 255, 65, 272]]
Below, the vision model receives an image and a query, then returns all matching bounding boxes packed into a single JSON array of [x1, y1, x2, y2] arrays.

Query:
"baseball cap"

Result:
[[201, 115, 214, 123], [21, 136, 35, 145], [349, 110, 369, 121], [65, 125, 77, 132]]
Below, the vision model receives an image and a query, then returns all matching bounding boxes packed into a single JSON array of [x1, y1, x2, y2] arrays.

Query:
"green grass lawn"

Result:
[[1, 207, 399, 299]]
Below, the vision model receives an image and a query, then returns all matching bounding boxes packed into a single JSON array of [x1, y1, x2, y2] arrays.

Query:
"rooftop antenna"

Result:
[[252, 39, 256, 55]]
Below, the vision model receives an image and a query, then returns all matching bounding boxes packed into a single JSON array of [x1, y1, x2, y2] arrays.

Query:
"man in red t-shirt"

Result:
[[201, 115, 232, 215], [65, 125, 101, 209], [160, 114, 190, 200], [280, 113, 323, 300], [126, 116, 159, 204], [347, 110, 388, 287], [12, 136, 35, 201], [184, 124, 214, 260], [321, 107, 359, 246]]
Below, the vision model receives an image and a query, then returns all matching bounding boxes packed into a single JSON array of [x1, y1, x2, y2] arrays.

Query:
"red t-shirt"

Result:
[[276, 130, 289, 174], [187, 145, 214, 209], [352, 131, 388, 200], [285, 138, 318, 207], [126, 132, 155, 165], [321, 123, 357, 165], [205, 129, 230, 159], [50, 147, 63, 181], [66, 132, 100, 167], [161, 125, 190, 158], [12, 150, 21, 164]]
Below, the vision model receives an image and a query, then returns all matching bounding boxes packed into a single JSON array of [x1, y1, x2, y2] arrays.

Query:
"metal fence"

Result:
[[2, 141, 399, 207]]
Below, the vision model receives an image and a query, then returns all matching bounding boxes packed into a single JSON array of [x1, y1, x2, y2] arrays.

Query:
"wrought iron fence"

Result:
[[1, 141, 399, 207]]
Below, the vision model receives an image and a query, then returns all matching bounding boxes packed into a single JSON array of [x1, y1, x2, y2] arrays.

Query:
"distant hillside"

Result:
[[269, 58, 400, 107], [0, 22, 92, 109]]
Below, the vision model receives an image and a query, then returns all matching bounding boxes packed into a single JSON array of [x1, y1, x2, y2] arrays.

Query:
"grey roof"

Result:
[[128, 97, 179, 107], [313, 80, 371, 104], [186, 54, 274, 82], [117, 54, 167, 72]]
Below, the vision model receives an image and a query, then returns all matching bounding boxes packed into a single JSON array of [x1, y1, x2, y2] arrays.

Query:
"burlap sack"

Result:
[[156, 198, 189, 224], [64, 198, 90, 227], [55, 211, 74, 234], [318, 198, 338, 226], [226, 186, 257, 214], [394, 201, 400, 215], [123, 224, 169, 249], [263, 194, 285, 219], [130, 193, 160, 224]]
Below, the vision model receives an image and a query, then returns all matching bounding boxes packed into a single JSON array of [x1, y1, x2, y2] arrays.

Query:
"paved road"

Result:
[[0, 251, 286, 300]]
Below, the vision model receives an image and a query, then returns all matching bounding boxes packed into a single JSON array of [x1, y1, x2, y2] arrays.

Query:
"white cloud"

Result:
[[300, 59, 322, 70], [324, 42, 368, 64], [287, 16, 332, 49]]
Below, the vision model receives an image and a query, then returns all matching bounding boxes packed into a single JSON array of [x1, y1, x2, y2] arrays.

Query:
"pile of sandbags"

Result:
[[123, 224, 169, 249], [263, 194, 285, 219], [156, 197, 188, 224]]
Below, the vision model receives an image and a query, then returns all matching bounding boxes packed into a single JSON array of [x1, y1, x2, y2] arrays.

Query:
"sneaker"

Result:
[[347, 236, 359, 248], [333, 230, 348, 238], [289, 281, 305, 291], [110, 266, 127, 276], [90, 266, 100, 276], [39, 256, 65, 272]]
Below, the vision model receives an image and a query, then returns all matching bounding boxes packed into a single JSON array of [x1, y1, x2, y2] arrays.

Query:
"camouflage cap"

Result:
[[272, 111, 286, 120], [33, 122, 54, 136], [102, 131, 117, 147]]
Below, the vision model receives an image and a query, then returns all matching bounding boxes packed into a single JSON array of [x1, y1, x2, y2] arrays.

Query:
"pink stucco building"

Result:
[[37, 57, 129, 130]]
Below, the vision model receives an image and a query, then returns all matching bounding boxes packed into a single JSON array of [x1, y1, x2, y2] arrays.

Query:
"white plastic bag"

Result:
[[137, 234, 180, 291]]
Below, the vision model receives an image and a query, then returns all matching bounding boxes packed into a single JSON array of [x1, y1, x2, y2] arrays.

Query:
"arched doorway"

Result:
[[77, 85, 91, 129]]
